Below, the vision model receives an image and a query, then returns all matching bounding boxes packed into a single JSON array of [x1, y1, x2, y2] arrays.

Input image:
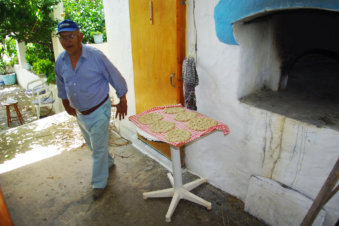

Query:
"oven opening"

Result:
[[237, 9, 339, 130]]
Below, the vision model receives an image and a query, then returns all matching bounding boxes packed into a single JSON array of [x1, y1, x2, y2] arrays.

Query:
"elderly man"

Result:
[[54, 20, 128, 199]]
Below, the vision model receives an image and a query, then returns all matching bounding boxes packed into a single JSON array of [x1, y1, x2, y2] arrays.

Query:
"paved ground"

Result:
[[0, 84, 266, 226], [0, 83, 52, 132]]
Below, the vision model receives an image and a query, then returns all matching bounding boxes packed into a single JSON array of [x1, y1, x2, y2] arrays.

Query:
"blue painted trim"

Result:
[[214, 0, 339, 45]]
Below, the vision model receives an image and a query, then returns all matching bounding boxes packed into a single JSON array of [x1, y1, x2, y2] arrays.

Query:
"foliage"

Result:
[[0, 36, 18, 74], [25, 50, 38, 67], [0, 0, 60, 51], [0, 37, 6, 74], [46, 71, 56, 84], [0, 60, 6, 74], [32, 58, 56, 84], [63, 0, 106, 43], [25, 43, 55, 66], [25, 43, 55, 83], [4, 37, 18, 67]]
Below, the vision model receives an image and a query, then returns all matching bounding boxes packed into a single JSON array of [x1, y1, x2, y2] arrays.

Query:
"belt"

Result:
[[77, 95, 109, 115]]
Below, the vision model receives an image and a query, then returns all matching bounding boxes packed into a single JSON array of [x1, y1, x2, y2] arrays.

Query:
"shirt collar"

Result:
[[80, 44, 88, 59]]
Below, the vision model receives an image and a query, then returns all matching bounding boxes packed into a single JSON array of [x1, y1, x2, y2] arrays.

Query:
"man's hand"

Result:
[[62, 99, 77, 116], [112, 94, 127, 120], [65, 105, 77, 116]]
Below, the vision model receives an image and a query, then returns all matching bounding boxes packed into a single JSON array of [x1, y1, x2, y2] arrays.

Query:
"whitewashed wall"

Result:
[[185, 1, 339, 226], [102, 1, 339, 225], [102, 0, 137, 140]]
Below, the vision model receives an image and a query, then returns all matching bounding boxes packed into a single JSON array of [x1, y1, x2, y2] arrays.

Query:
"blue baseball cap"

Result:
[[57, 20, 79, 34]]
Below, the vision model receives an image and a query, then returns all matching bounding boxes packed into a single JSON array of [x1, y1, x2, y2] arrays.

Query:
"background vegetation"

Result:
[[25, 43, 55, 66], [0, 0, 60, 50], [0, 37, 18, 74], [63, 0, 106, 43], [25, 43, 56, 84], [0, 0, 59, 77], [0, 0, 106, 82]]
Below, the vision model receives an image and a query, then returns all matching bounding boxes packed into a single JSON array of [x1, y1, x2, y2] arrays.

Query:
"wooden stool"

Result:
[[1, 101, 24, 127]]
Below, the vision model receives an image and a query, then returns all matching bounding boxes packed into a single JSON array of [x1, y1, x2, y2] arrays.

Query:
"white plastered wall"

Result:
[[234, 18, 281, 97], [102, 0, 137, 140], [185, 1, 339, 225], [103, 1, 339, 225]]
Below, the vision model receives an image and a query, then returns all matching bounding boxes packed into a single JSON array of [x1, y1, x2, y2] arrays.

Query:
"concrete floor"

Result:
[[0, 128, 267, 226], [0, 84, 38, 131], [0, 85, 266, 226]]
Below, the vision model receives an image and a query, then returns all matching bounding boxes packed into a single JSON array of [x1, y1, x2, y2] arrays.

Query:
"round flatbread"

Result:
[[165, 129, 191, 143], [163, 107, 184, 114], [174, 111, 197, 122], [138, 113, 163, 125], [186, 117, 217, 131], [150, 120, 175, 133]]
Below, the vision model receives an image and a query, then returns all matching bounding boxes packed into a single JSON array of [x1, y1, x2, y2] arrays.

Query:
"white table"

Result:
[[143, 144, 211, 222], [130, 106, 230, 222]]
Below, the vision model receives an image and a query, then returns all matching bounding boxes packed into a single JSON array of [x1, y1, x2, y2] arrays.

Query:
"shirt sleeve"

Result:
[[55, 56, 68, 100], [100, 54, 128, 98]]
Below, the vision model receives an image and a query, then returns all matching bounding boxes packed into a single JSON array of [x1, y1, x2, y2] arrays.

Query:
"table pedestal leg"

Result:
[[143, 146, 211, 222]]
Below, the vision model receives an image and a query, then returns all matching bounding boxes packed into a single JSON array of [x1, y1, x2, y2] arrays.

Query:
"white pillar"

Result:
[[16, 41, 28, 69], [52, 2, 65, 61], [51, 32, 64, 61]]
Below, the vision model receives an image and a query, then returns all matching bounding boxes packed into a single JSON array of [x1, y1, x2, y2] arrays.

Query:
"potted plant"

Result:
[[90, 31, 103, 44], [0, 60, 16, 85]]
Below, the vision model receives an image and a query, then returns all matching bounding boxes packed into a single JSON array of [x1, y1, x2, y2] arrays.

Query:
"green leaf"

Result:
[[63, 0, 106, 43]]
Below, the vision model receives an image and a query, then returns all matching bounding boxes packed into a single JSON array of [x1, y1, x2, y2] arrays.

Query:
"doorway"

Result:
[[129, 0, 186, 160]]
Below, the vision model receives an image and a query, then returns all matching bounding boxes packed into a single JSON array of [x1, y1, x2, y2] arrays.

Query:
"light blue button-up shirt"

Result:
[[55, 44, 127, 111]]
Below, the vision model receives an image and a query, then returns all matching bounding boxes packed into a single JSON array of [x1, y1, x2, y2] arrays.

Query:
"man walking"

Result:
[[55, 20, 128, 199]]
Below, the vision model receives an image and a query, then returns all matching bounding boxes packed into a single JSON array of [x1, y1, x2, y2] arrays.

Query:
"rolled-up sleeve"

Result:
[[101, 54, 128, 98]]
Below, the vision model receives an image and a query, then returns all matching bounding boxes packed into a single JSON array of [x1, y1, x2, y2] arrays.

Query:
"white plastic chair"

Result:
[[25, 78, 46, 114], [25, 78, 55, 118]]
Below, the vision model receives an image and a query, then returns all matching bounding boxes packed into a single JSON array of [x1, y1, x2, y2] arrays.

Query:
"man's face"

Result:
[[58, 30, 83, 55]]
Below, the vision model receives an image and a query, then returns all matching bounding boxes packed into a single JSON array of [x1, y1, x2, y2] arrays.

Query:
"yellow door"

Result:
[[129, 0, 185, 161]]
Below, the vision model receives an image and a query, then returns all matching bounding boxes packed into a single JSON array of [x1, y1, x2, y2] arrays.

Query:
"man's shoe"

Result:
[[92, 188, 105, 200]]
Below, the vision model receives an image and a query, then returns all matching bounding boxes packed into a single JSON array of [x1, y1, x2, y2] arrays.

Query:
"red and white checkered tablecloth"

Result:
[[128, 104, 230, 147]]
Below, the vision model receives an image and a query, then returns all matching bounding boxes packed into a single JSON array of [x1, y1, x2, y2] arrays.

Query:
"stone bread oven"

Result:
[[214, 1, 339, 225]]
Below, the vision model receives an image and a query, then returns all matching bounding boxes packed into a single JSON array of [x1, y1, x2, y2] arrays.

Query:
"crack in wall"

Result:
[[262, 113, 286, 179], [269, 116, 286, 178], [262, 112, 268, 167], [291, 126, 308, 187]]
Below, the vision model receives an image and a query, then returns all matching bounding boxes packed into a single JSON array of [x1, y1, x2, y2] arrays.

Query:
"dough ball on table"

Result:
[[174, 111, 197, 122], [163, 107, 184, 114], [186, 117, 217, 131], [138, 113, 163, 125], [150, 120, 175, 133], [165, 129, 191, 143]]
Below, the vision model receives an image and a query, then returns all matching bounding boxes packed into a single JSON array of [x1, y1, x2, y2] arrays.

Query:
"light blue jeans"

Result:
[[76, 98, 114, 189]]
